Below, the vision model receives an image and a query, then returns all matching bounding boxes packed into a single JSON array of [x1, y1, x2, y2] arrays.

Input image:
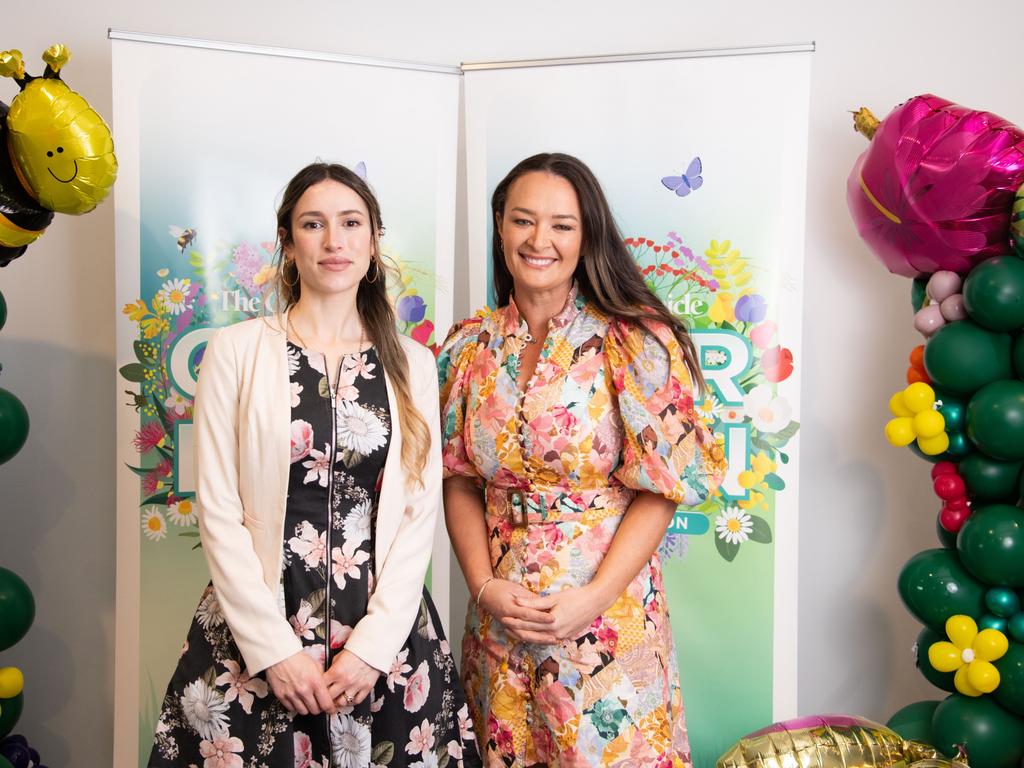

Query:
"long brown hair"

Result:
[[491, 152, 706, 392], [270, 162, 430, 486]]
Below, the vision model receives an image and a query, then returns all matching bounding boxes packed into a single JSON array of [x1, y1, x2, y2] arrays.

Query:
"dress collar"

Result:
[[500, 282, 584, 339]]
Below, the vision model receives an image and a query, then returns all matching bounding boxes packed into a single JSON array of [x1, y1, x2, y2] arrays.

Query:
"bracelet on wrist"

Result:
[[475, 576, 496, 606]]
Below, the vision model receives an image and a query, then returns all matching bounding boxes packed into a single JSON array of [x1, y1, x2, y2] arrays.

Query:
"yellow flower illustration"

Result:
[[929, 615, 1008, 696], [751, 451, 776, 478], [707, 293, 736, 325]]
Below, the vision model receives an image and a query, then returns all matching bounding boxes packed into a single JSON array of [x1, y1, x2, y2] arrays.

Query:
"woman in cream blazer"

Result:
[[148, 162, 479, 768]]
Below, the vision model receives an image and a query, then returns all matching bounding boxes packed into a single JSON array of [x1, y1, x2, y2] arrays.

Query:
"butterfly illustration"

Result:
[[661, 157, 703, 197]]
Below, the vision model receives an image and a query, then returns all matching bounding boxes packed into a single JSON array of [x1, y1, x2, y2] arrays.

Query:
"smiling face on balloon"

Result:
[[6, 77, 117, 214]]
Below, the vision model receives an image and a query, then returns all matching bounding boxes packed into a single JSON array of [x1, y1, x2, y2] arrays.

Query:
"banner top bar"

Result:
[[107, 29, 463, 75], [461, 42, 815, 71]]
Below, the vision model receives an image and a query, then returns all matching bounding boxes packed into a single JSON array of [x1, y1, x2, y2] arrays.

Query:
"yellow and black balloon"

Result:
[[0, 44, 116, 267]]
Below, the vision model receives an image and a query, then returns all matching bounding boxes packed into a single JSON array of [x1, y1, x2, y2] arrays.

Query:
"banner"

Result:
[[111, 35, 459, 766], [464, 50, 810, 763]]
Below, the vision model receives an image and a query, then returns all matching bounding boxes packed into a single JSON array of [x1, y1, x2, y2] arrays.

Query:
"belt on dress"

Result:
[[484, 483, 635, 526]]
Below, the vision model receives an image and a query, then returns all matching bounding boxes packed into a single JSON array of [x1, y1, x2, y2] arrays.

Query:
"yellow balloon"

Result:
[[903, 382, 936, 413], [928, 641, 963, 673], [917, 432, 950, 456], [913, 409, 945, 439], [716, 715, 940, 768], [885, 417, 916, 447], [967, 659, 1000, 693], [974, 628, 1009, 661], [889, 392, 914, 417], [946, 615, 978, 649], [0, 666, 23, 698], [954, 665, 983, 697]]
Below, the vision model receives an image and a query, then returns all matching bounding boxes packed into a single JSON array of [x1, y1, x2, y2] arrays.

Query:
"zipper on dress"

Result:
[[324, 354, 336, 673]]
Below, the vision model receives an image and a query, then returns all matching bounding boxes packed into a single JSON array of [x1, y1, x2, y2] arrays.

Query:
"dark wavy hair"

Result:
[[271, 162, 429, 486], [491, 152, 705, 392]]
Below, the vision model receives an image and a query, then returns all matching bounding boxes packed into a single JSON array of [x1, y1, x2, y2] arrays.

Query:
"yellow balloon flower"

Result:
[[0, 666, 24, 698], [928, 615, 1008, 696], [884, 382, 947, 454]]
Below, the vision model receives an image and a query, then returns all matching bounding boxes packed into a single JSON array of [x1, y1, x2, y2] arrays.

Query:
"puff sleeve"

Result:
[[437, 315, 485, 481], [605, 319, 726, 506]]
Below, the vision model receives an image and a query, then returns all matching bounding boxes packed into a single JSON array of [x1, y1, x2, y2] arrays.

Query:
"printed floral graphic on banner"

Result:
[[627, 231, 800, 562], [121, 232, 436, 548]]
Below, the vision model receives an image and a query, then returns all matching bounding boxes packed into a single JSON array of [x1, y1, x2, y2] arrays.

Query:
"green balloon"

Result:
[[912, 277, 929, 313], [994, 642, 1024, 717], [887, 699, 940, 743], [0, 290, 6, 332], [1013, 334, 1024, 379], [0, 388, 28, 465], [940, 400, 965, 431], [963, 254, 1024, 331], [959, 453, 1023, 503], [932, 693, 1024, 767], [980, 613, 1009, 632], [915, 626, 956, 692], [0, 692, 21, 739], [0, 755, 12, 768], [898, 548, 986, 631], [986, 587, 1022, 617], [1010, 612, 1024, 643], [967, 380, 1024, 461], [937, 512, 958, 549], [924, 320, 1013, 396], [0, 568, 34, 651], [945, 431, 971, 458], [958, 504, 1024, 587]]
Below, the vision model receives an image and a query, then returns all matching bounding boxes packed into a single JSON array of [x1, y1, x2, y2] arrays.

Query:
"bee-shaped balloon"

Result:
[[0, 44, 117, 267]]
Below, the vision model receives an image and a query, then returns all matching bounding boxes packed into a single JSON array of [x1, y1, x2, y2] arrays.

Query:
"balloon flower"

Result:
[[886, 382, 948, 455], [929, 615, 1009, 696]]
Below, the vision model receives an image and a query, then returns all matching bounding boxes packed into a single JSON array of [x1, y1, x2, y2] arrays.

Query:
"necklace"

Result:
[[288, 315, 365, 355]]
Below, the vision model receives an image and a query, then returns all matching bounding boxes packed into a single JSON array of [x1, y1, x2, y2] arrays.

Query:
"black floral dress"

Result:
[[149, 342, 481, 768]]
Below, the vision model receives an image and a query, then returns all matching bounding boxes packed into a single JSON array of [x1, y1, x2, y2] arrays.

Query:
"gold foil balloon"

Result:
[[716, 715, 943, 768], [0, 45, 117, 266]]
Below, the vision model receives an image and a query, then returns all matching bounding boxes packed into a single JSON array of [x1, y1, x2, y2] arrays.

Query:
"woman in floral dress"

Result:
[[440, 153, 726, 767], [149, 163, 480, 768]]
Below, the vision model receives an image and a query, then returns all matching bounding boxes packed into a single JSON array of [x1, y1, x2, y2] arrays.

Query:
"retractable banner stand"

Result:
[[111, 33, 459, 766], [464, 47, 811, 763]]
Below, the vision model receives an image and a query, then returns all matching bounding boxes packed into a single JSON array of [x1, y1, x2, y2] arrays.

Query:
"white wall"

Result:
[[2, 1, 1017, 764]]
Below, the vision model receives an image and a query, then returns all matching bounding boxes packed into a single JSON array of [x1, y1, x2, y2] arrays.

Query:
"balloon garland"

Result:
[[0, 41, 108, 764], [850, 95, 1024, 766]]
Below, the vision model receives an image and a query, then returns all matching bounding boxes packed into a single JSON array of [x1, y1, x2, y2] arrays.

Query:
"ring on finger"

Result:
[[344, 692, 354, 705]]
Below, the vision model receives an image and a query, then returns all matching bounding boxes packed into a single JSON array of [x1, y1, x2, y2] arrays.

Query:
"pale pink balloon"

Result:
[[926, 270, 962, 302], [914, 304, 946, 336], [848, 94, 1024, 277], [940, 293, 968, 321]]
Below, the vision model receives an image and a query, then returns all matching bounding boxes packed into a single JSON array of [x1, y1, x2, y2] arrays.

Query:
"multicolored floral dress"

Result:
[[438, 285, 726, 768], [150, 342, 481, 768]]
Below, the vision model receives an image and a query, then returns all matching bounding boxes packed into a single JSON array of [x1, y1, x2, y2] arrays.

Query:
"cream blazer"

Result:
[[194, 311, 442, 675]]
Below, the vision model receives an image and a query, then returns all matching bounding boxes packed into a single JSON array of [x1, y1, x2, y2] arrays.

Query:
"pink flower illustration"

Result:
[[406, 719, 435, 755], [198, 735, 244, 768], [290, 420, 314, 463], [214, 659, 269, 714], [403, 661, 430, 712], [133, 420, 166, 453]]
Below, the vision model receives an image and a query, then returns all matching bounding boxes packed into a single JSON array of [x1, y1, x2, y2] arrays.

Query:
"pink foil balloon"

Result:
[[914, 304, 945, 336], [940, 293, 967, 321], [848, 94, 1024, 277], [926, 270, 962, 302]]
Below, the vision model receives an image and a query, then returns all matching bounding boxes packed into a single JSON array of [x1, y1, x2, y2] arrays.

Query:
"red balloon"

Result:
[[941, 505, 972, 533], [934, 473, 967, 500], [848, 95, 1024, 277], [944, 497, 970, 512], [932, 461, 959, 480]]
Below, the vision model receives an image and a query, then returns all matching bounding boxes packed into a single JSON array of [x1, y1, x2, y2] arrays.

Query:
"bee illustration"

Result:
[[0, 45, 117, 267], [124, 389, 147, 412], [168, 226, 197, 253]]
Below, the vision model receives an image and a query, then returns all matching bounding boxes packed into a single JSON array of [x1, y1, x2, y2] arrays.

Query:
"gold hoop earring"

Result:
[[364, 258, 380, 284], [282, 261, 299, 288]]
